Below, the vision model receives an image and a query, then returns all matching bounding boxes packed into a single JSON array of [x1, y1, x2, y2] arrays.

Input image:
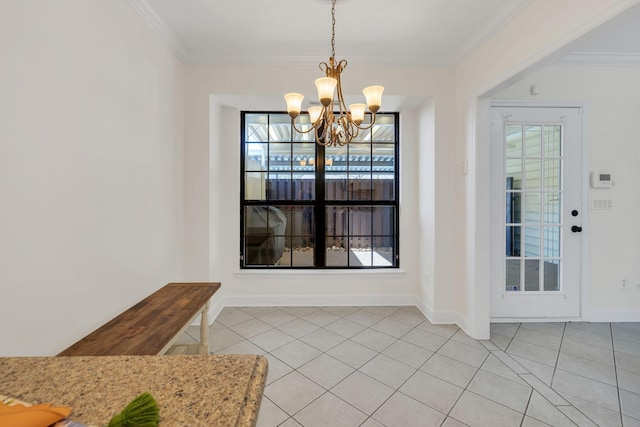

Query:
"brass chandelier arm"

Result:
[[283, 0, 383, 147]]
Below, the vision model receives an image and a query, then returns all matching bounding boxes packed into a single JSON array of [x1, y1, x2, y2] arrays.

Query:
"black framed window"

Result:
[[241, 112, 399, 268]]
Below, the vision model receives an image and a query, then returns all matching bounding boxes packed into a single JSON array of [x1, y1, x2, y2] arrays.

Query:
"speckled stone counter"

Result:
[[0, 355, 267, 427]]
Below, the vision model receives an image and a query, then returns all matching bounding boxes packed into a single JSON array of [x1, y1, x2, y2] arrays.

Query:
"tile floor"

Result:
[[178, 306, 640, 427]]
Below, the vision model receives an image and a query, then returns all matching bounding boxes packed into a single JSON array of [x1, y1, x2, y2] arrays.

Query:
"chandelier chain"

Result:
[[331, 0, 336, 59]]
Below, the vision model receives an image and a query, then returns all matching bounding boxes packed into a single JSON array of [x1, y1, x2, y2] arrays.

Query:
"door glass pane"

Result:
[[524, 159, 541, 189], [543, 260, 560, 291], [524, 259, 540, 291], [506, 192, 521, 225], [544, 159, 561, 191], [544, 125, 561, 157], [523, 192, 541, 224], [505, 259, 521, 291], [268, 142, 291, 170], [525, 126, 542, 157], [543, 226, 560, 258], [544, 194, 561, 224], [523, 226, 540, 257], [506, 226, 521, 256], [506, 125, 523, 157], [506, 159, 522, 189]]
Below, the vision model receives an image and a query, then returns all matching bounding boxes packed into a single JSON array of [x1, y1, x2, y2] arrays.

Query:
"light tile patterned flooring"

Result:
[[178, 306, 640, 427]]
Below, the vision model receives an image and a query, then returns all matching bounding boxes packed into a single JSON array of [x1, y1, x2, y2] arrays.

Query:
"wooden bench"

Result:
[[58, 282, 220, 356]]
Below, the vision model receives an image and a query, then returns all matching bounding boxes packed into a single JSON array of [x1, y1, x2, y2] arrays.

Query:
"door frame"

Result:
[[489, 100, 589, 322]]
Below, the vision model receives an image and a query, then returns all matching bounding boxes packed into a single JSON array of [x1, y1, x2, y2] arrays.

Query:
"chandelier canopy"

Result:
[[284, 0, 384, 147]]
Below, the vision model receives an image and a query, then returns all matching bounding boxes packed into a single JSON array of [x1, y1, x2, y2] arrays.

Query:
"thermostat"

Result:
[[590, 170, 613, 188]]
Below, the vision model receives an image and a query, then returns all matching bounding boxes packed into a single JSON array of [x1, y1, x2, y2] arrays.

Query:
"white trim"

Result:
[[492, 317, 582, 323], [200, 296, 473, 332], [127, 0, 189, 62], [555, 52, 640, 66], [455, 0, 534, 65], [587, 311, 640, 322], [234, 269, 406, 279]]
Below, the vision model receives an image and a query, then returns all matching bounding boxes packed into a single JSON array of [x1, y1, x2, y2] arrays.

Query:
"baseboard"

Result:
[[203, 294, 465, 329], [586, 310, 640, 322]]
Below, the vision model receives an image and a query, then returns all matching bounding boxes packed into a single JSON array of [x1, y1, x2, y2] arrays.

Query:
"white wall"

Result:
[[496, 65, 640, 320], [183, 64, 462, 317], [0, 0, 185, 356]]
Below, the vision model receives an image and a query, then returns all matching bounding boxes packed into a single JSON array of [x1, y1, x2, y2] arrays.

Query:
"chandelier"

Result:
[[284, 0, 384, 147]]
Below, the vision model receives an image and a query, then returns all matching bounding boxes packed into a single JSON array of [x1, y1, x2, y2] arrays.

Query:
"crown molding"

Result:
[[554, 51, 640, 65], [455, 0, 534, 64], [127, 0, 189, 62]]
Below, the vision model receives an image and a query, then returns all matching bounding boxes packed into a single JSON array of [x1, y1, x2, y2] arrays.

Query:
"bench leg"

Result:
[[199, 301, 210, 355]]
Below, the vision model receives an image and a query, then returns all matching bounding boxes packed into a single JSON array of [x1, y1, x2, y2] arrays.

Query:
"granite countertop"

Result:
[[0, 354, 268, 427]]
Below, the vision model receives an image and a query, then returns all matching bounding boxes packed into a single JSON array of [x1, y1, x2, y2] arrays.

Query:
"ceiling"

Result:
[[131, 0, 640, 66], [133, 0, 533, 66]]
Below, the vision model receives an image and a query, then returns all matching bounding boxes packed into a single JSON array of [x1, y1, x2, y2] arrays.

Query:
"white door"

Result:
[[490, 106, 583, 319]]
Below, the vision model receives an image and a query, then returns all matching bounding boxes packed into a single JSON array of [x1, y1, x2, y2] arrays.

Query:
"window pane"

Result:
[[245, 172, 266, 200], [351, 115, 372, 142], [349, 206, 372, 236], [269, 114, 292, 142], [267, 173, 291, 200], [325, 172, 347, 200], [348, 143, 371, 171], [373, 206, 395, 235], [349, 239, 372, 266], [372, 173, 394, 200], [244, 206, 287, 266], [245, 114, 268, 142], [293, 114, 316, 142], [326, 206, 347, 247], [291, 172, 314, 200], [349, 173, 372, 200], [373, 236, 395, 266], [268, 142, 291, 171], [326, 246, 348, 266], [245, 142, 267, 171], [371, 114, 396, 142]]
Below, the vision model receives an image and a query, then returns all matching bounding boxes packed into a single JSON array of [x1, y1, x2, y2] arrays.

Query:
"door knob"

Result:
[[571, 225, 582, 233]]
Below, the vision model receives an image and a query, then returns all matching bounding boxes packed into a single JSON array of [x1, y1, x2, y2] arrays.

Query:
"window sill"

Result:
[[235, 269, 406, 278]]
